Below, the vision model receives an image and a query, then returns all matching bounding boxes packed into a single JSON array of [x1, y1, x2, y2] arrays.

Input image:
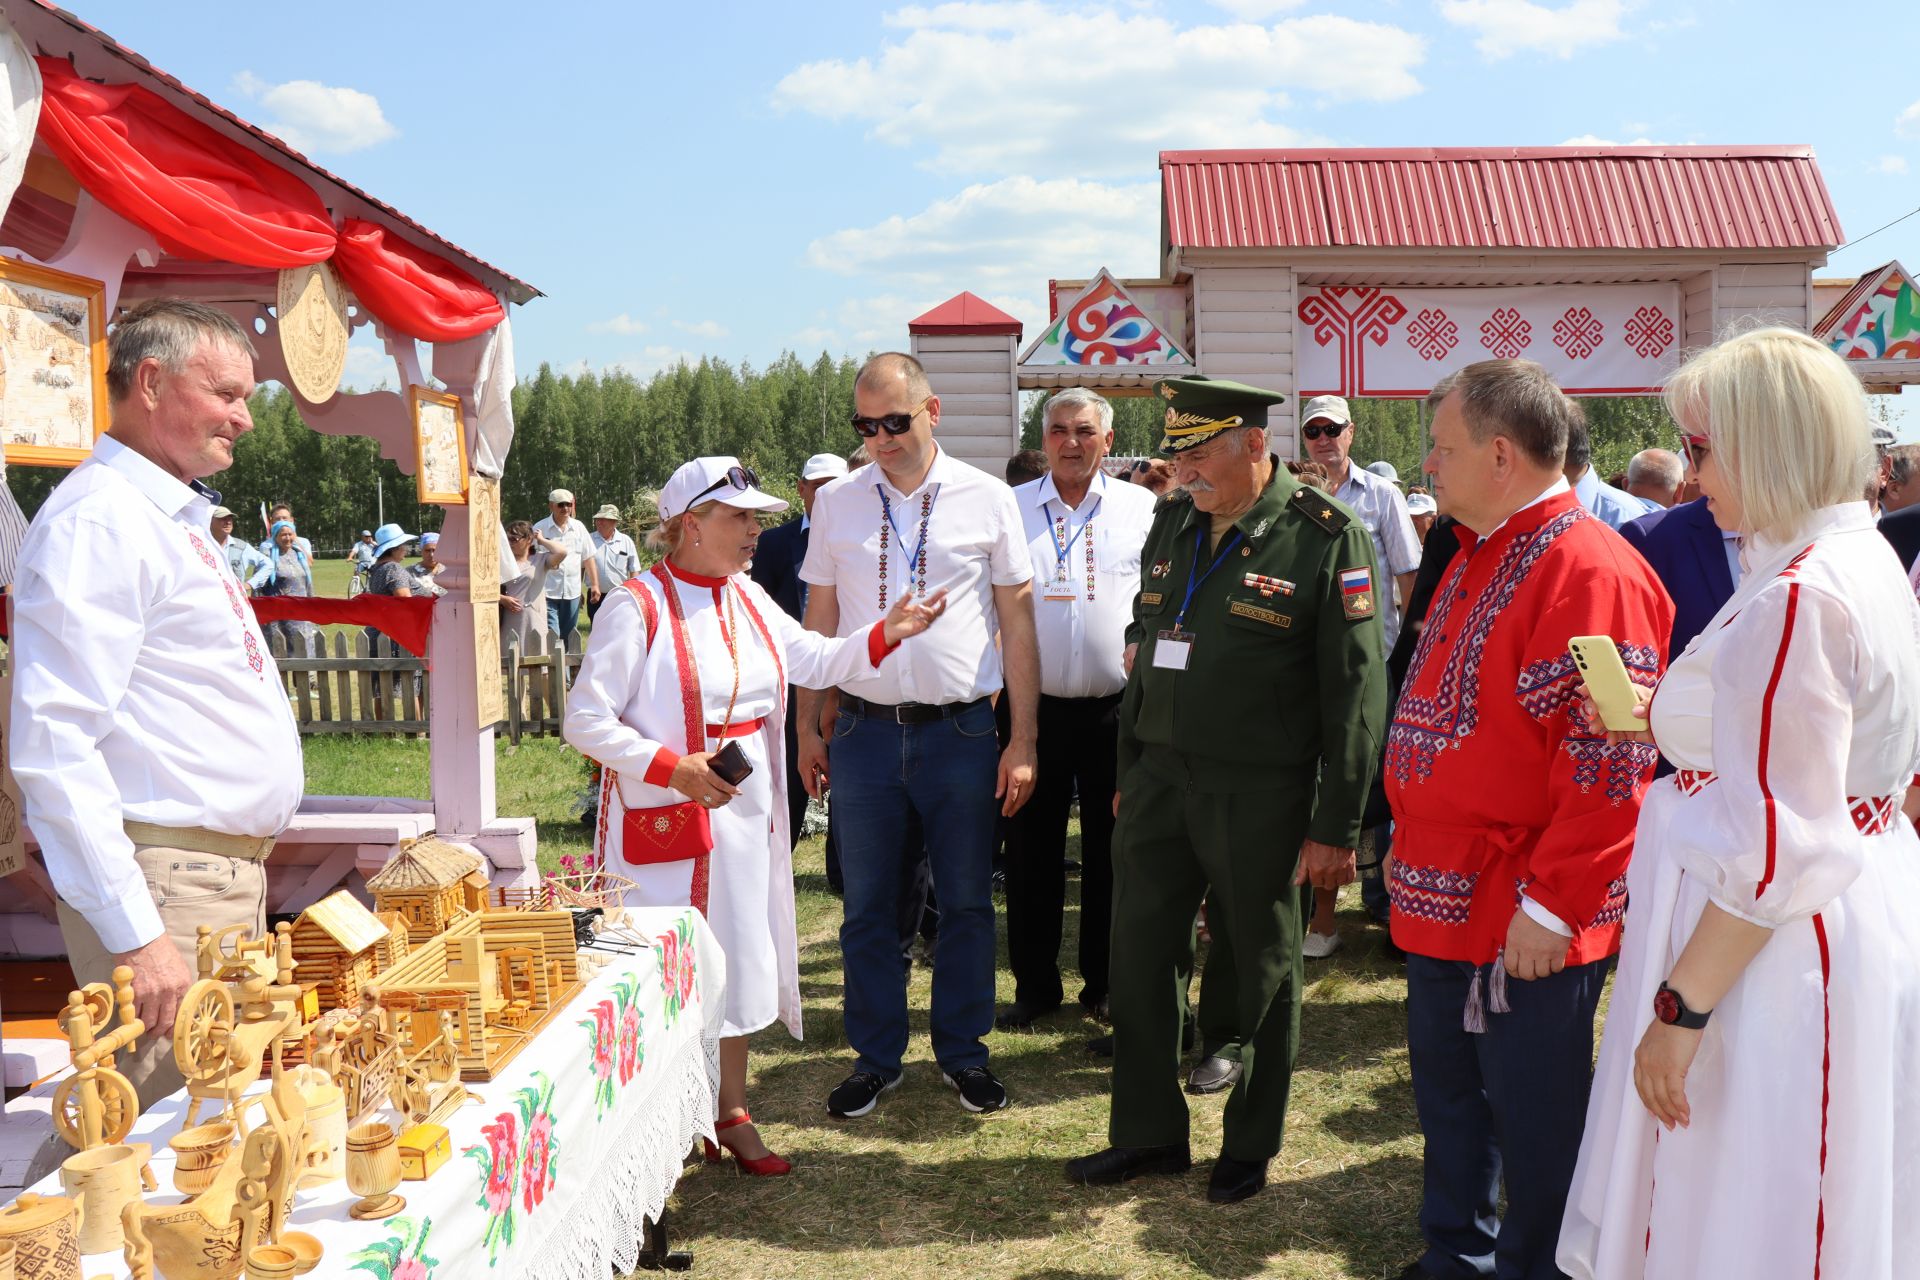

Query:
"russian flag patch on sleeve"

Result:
[[1339, 565, 1375, 620]]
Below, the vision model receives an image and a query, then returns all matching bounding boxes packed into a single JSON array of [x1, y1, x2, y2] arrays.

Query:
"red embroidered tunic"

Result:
[[1385, 491, 1674, 965]]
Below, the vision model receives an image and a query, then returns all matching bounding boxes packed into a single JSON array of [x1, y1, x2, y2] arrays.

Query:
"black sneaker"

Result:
[[941, 1065, 1009, 1113], [826, 1070, 899, 1119]]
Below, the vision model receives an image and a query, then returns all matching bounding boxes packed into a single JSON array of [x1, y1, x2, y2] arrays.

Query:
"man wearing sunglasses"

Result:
[[534, 487, 602, 643], [798, 351, 1040, 1120], [1299, 396, 1421, 654]]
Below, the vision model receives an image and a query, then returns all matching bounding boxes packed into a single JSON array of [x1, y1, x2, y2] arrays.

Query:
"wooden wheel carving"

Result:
[[52, 1068, 137, 1146], [57, 983, 116, 1039], [174, 979, 236, 1076]]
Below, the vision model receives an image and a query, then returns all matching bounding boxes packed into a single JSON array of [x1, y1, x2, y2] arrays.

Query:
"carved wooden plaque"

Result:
[[277, 262, 350, 404], [466, 477, 502, 605]]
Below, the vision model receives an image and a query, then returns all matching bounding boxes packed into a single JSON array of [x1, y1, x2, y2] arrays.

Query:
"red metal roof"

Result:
[[1161, 147, 1844, 254], [18, 0, 539, 304], [909, 291, 1023, 336]]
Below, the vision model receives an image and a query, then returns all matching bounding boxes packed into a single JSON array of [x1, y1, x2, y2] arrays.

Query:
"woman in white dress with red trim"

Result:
[[565, 456, 946, 1176], [1559, 328, 1920, 1278]]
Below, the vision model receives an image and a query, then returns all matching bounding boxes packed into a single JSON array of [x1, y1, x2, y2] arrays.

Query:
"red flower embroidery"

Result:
[[521, 1111, 555, 1212], [480, 1113, 518, 1216]]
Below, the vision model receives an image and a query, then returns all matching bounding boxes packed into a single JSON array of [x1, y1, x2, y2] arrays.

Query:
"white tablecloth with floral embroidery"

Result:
[[31, 906, 725, 1280]]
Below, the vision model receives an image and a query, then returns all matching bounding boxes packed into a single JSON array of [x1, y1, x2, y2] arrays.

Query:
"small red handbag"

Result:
[[620, 800, 713, 866]]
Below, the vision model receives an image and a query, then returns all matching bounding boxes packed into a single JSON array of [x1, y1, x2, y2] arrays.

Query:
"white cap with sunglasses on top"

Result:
[[659, 457, 790, 520]]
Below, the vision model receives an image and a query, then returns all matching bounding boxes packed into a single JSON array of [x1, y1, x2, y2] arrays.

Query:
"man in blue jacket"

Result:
[[1619, 496, 1738, 663]]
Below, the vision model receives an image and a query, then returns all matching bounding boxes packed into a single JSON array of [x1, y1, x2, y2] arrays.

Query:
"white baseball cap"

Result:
[[802, 452, 849, 482], [1301, 395, 1352, 426], [1406, 492, 1437, 517], [549, 488, 575, 505], [659, 457, 789, 521], [1366, 460, 1400, 484]]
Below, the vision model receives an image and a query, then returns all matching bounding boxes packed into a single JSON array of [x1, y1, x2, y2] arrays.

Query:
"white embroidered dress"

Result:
[[1559, 503, 1920, 1279], [564, 561, 890, 1039]]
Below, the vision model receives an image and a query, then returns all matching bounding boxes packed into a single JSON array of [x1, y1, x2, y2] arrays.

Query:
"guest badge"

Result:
[[1153, 628, 1194, 670]]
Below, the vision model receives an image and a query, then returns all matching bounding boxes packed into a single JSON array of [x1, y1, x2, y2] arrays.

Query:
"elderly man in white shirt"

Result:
[[587, 503, 639, 619], [533, 487, 601, 643], [11, 299, 303, 1107], [999, 389, 1155, 1031], [1299, 395, 1422, 651], [797, 351, 1040, 1120]]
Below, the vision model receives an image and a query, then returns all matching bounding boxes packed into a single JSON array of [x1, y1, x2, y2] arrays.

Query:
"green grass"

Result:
[[309, 735, 1425, 1278]]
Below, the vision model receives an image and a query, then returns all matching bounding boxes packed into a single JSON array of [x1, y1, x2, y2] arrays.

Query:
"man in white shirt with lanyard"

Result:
[[11, 299, 303, 1108], [798, 351, 1040, 1119], [1000, 389, 1154, 1031]]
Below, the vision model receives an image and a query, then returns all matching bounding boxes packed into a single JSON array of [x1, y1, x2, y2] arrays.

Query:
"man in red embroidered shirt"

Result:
[[1384, 361, 1672, 1280]]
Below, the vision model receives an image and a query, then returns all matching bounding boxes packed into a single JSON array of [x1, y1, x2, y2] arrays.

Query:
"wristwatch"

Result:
[[1653, 981, 1710, 1029]]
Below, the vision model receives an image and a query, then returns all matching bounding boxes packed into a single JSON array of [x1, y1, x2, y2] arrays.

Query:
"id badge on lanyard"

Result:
[[1156, 523, 1244, 672], [1153, 629, 1193, 670]]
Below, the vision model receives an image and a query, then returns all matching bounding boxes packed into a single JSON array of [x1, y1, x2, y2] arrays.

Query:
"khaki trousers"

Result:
[[56, 844, 267, 1110]]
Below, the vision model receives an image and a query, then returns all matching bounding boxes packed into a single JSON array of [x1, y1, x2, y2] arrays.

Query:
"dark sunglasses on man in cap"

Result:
[[686, 464, 762, 508], [850, 397, 932, 439], [1301, 420, 1350, 441]]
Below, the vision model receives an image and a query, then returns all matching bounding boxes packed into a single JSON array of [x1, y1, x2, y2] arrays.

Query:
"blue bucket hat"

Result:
[[372, 522, 417, 558]]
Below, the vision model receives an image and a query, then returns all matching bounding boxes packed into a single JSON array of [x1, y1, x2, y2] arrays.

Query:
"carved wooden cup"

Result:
[[344, 1123, 405, 1221], [57, 1141, 154, 1253]]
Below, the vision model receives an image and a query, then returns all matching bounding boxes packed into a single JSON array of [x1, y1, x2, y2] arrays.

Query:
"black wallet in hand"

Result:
[[710, 740, 754, 786]]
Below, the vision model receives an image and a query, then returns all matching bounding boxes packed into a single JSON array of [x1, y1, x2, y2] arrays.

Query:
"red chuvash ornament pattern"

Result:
[[1299, 288, 1409, 393], [1625, 305, 1674, 359], [1480, 307, 1532, 359], [1406, 308, 1459, 362], [1554, 307, 1604, 360]]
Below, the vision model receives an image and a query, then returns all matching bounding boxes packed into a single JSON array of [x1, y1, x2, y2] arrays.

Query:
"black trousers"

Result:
[[1005, 692, 1120, 1009]]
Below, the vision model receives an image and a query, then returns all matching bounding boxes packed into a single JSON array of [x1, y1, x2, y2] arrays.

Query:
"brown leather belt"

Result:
[[123, 821, 276, 862]]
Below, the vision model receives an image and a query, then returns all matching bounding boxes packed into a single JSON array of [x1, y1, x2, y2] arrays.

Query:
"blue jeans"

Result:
[[546, 595, 581, 643], [1406, 953, 1610, 1280], [829, 698, 1000, 1078]]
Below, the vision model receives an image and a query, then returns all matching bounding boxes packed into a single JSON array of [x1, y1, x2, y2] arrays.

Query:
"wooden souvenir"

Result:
[[57, 1142, 154, 1254], [287, 891, 389, 1012], [0, 1194, 80, 1280], [274, 263, 349, 405], [286, 1066, 345, 1188], [492, 867, 639, 911], [165, 1122, 233, 1197], [275, 1231, 321, 1276], [51, 965, 144, 1151], [395, 1124, 449, 1181], [407, 385, 470, 505], [174, 924, 307, 1130], [366, 839, 484, 943], [343, 1124, 404, 1221], [371, 909, 583, 1079], [0, 1238, 12, 1280], [373, 913, 411, 972], [0, 255, 109, 468]]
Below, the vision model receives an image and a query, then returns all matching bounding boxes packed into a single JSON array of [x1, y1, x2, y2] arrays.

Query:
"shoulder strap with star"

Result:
[[1289, 486, 1351, 536]]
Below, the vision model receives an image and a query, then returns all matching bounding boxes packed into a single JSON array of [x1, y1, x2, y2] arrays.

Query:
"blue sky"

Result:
[[63, 0, 1920, 423]]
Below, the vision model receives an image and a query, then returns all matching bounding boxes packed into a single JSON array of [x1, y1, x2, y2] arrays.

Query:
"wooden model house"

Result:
[[367, 838, 484, 942], [289, 890, 392, 1012], [374, 912, 412, 971]]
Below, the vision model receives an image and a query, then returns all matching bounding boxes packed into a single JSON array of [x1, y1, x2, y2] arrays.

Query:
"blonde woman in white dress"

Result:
[[1559, 328, 1920, 1278], [565, 457, 946, 1176]]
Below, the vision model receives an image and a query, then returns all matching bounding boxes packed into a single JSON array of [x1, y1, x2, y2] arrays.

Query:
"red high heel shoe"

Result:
[[702, 1112, 791, 1176]]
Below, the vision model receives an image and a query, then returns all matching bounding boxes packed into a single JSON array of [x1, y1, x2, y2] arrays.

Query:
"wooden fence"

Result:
[[264, 630, 585, 740]]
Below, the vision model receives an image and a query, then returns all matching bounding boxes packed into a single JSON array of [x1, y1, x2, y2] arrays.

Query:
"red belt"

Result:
[[706, 717, 764, 738], [1674, 770, 1902, 835]]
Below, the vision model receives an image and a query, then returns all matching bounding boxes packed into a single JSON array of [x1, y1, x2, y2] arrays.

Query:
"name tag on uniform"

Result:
[[1153, 629, 1193, 670]]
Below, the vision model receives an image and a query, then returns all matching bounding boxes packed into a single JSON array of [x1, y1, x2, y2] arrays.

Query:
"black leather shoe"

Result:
[[1065, 1144, 1191, 1186], [995, 1000, 1061, 1031], [1186, 1055, 1243, 1095], [1206, 1154, 1267, 1203]]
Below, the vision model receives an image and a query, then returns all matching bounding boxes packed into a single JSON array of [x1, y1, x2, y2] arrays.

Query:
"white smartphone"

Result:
[[1567, 635, 1648, 733]]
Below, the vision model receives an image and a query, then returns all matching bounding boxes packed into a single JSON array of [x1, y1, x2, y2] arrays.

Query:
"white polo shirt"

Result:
[[1014, 470, 1155, 699], [801, 445, 1032, 705]]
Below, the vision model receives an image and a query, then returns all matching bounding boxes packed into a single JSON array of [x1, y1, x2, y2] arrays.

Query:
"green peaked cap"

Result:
[[1154, 374, 1287, 454]]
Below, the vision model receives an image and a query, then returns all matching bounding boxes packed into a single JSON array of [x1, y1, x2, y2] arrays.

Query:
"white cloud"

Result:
[[1440, 0, 1629, 60], [1209, 0, 1308, 17], [568, 347, 703, 382], [587, 313, 650, 335], [1560, 133, 1673, 146], [1877, 155, 1910, 176], [232, 71, 397, 155], [672, 319, 730, 340], [1898, 100, 1920, 140], [772, 5, 1423, 177], [336, 342, 395, 393]]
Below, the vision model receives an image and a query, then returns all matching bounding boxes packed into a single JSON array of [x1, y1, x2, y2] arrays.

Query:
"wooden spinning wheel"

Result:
[[58, 984, 116, 1039], [51, 1067, 136, 1146], [173, 979, 236, 1075]]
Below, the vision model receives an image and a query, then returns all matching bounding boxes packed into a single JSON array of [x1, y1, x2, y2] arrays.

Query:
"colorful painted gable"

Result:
[[1019, 269, 1195, 368], [1819, 261, 1920, 361]]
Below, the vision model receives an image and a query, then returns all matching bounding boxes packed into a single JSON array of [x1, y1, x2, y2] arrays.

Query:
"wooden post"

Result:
[[505, 641, 522, 746], [425, 505, 498, 834]]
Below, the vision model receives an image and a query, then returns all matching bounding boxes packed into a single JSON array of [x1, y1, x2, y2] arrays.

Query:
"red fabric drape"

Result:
[[35, 57, 335, 267], [331, 218, 504, 343], [249, 595, 436, 662]]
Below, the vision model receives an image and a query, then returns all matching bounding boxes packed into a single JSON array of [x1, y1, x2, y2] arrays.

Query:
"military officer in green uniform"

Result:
[[1064, 375, 1389, 1204]]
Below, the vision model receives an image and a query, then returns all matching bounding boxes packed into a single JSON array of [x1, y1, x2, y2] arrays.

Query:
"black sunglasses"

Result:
[[687, 464, 761, 507], [851, 397, 931, 439], [1301, 421, 1349, 441]]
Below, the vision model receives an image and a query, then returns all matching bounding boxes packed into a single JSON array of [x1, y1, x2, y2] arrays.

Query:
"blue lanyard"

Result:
[[1176, 521, 1244, 629], [878, 484, 939, 583], [1044, 493, 1102, 578]]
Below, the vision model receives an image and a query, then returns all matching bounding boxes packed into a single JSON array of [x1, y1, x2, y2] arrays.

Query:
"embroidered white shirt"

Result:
[[800, 445, 1032, 704], [11, 436, 303, 953], [1014, 471, 1155, 699]]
